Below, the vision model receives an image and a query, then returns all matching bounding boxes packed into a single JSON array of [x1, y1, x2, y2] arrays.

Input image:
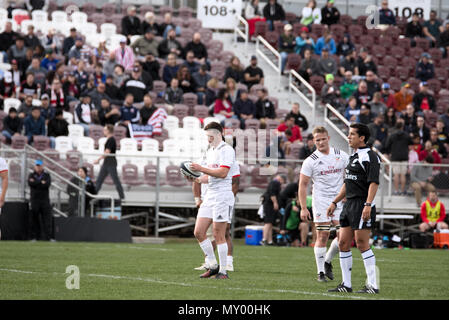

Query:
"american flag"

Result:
[[146, 107, 168, 135]]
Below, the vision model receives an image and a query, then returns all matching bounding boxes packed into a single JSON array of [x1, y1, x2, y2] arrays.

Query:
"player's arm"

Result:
[[191, 165, 230, 179], [0, 171, 8, 208], [327, 183, 346, 218], [192, 180, 202, 208], [232, 176, 240, 196], [298, 173, 312, 221], [362, 152, 380, 221]]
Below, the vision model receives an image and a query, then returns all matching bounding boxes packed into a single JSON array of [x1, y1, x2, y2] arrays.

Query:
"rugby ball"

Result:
[[180, 161, 201, 179]]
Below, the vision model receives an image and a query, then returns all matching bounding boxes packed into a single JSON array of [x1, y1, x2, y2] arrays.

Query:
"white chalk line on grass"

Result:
[[0, 267, 390, 300]]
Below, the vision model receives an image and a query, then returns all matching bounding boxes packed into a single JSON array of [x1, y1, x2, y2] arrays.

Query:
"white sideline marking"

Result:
[[0, 268, 387, 300]]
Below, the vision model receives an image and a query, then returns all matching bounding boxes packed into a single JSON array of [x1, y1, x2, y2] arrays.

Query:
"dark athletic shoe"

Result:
[[199, 266, 219, 278], [356, 285, 379, 294], [212, 272, 229, 279], [328, 283, 353, 293], [324, 262, 334, 280], [317, 272, 328, 282]]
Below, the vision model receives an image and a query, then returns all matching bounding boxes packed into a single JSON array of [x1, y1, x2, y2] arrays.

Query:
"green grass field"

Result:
[[0, 239, 448, 300]]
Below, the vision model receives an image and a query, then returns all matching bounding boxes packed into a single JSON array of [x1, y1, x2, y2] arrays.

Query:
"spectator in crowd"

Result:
[[413, 81, 436, 113], [429, 128, 448, 158], [75, 93, 97, 135], [299, 133, 316, 159], [112, 64, 128, 89], [419, 190, 447, 232], [26, 57, 47, 89], [159, 12, 181, 39], [24, 25, 40, 49], [357, 48, 377, 76], [26, 0, 49, 11], [415, 53, 435, 82], [140, 94, 157, 125], [385, 120, 411, 195], [414, 115, 430, 144], [121, 65, 152, 103], [2, 107, 23, 144], [74, 60, 89, 91], [28, 159, 53, 241], [8, 37, 26, 65], [47, 109, 69, 148], [141, 11, 159, 35], [263, 0, 286, 31], [184, 32, 208, 66], [105, 75, 121, 101], [315, 30, 336, 56], [279, 24, 296, 74], [439, 21, 449, 57], [68, 36, 84, 63], [158, 29, 182, 59], [0, 21, 18, 53], [120, 93, 140, 125], [182, 50, 200, 76], [295, 26, 316, 58], [321, 73, 340, 107], [436, 119, 449, 140], [67, 166, 97, 217], [18, 94, 34, 118], [298, 48, 319, 83], [261, 174, 286, 245], [401, 103, 418, 133], [419, 140, 441, 164], [321, 0, 340, 26], [19, 72, 38, 99], [192, 64, 211, 105], [224, 56, 244, 84], [142, 53, 161, 81], [40, 49, 59, 71], [394, 82, 413, 113], [357, 104, 374, 125], [97, 98, 120, 126], [40, 94, 55, 124], [281, 195, 310, 247], [22, 47, 34, 73], [336, 33, 355, 60], [225, 77, 240, 105], [94, 125, 125, 200], [114, 36, 135, 71], [131, 28, 159, 58], [103, 52, 117, 77], [411, 133, 423, 154], [121, 6, 141, 40], [368, 114, 388, 152], [165, 77, 183, 110], [63, 72, 81, 101], [243, 55, 264, 90], [93, 63, 106, 86], [176, 65, 195, 94], [353, 80, 372, 108], [339, 70, 358, 100], [411, 156, 437, 207], [380, 83, 396, 109], [62, 27, 77, 55], [318, 48, 337, 76], [46, 78, 66, 110], [245, 0, 265, 39], [300, 0, 321, 26], [370, 92, 387, 117], [423, 10, 444, 47], [406, 12, 425, 47], [213, 88, 234, 122], [379, 0, 396, 26], [287, 102, 309, 133], [233, 89, 255, 129], [277, 114, 302, 145], [254, 88, 275, 123], [365, 71, 380, 97], [344, 96, 359, 122], [339, 49, 359, 76], [9, 59, 22, 88], [24, 106, 45, 144]]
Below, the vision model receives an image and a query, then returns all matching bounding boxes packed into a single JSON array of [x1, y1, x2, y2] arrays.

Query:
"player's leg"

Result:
[[314, 222, 331, 282], [355, 229, 379, 293], [262, 202, 274, 245], [195, 224, 214, 270], [194, 206, 218, 277], [419, 222, 431, 232], [438, 222, 449, 229], [324, 220, 341, 280], [225, 223, 234, 271], [299, 222, 309, 246], [212, 221, 229, 278], [328, 226, 354, 292]]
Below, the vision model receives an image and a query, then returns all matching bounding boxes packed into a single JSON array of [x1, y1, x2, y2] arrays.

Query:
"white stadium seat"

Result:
[[3, 98, 21, 115], [54, 136, 73, 159], [68, 124, 85, 147], [31, 10, 48, 23], [70, 11, 88, 27], [182, 116, 201, 130], [163, 115, 179, 132]]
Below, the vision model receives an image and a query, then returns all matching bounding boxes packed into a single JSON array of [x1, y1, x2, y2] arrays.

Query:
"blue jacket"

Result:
[[40, 58, 59, 71], [295, 36, 315, 55], [120, 105, 140, 123], [233, 98, 256, 117], [315, 37, 336, 55], [24, 115, 46, 136], [415, 61, 435, 81], [379, 9, 396, 25], [162, 65, 180, 85]]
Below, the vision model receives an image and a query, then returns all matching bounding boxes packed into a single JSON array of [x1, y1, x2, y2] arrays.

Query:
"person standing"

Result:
[[0, 156, 8, 239], [67, 167, 97, 217], [327, 123, 380, 294], [299, 126, 349, 282], [94, 125, 125, 200], [261, 174, 286, 245], [28, 159, 53, 241]]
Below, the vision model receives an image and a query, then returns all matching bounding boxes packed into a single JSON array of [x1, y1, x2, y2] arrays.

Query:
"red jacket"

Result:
[[277, 123, 302, 142], [418, 149, 441, 163], [421, 198, 446, 223], [213, 99, 233, 117]]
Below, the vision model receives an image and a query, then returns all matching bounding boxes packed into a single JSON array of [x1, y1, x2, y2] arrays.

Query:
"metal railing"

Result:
[[233, 15, 249, 54], [289, 70, 317, 125], [256, 35, 281, 76]]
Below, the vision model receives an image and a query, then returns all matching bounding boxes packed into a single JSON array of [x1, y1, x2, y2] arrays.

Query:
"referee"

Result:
[[326, 123, 380, 294]]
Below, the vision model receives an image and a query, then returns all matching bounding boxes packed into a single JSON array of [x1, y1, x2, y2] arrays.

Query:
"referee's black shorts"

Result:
[[263, 202, 278, 224], [340, 198, 376, 230]]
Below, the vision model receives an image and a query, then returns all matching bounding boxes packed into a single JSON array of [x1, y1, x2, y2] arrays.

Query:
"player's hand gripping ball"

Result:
[[180, 161, 201, 179]]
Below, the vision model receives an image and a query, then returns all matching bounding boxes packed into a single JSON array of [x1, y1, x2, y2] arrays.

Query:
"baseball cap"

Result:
[[300, 26, 309, 33], [41, 93, 49, 100], [35, 159, 43, 166], [11, 59, 18, 65], [325, 74, 334, 82], [328, 0, 335, 3], [284, 24, 292, 31], [251, 55, 257, 60], [421, 52, 431, 58], [382, 83, 390, 89], [75, 36, 83, 42], [119, 36, 127, 43], [402, 82, 410, 88], [420, 81, 428, 87]]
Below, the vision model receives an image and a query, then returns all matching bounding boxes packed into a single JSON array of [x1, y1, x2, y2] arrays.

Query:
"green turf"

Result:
[[0, 239, 448, 300]]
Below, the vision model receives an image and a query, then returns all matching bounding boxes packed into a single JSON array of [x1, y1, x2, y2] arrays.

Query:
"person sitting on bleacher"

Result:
[[357, 48, 377, 77], [176, 65, 195, 94], [298, 48, 319, 83], [415, 53, 435, 82], [353, 80, 373, 108], [121, 65, 153, 103], [89, 81, 112, 108], [165, 78, 183, 112], [112, 65, 128, 88], [131, 28, 159, 58], [225, 77, 240, 105], [24, 106, 45, 144], [394, 82, 413, 114], [26, 0, 49, 12], [321, 73, 340, 107], [380, 83, 396, 109], [114, 36, 135, 71], [365, 71, 380, 98], [295, 27, 315, 58], [142, 53, 161, 81], [46, 78, 66, 110], [40, 48, 59, 71], [103, 52, 117, 77], [97, 98, 120, 127], [436, 119, 449, 143], [315, 30, 336, 56], [243, 55, 264, 90], [159, 12, 181, 39], [18, 94, 34, 119], [184, 33, 208, 67], [299, 133, 315, 160], [339, 70, 357, 100], [430, 128, 448, 159], [419, 140, 441, 164], [300, 0, 321, 27], [68, 37, 85, 65], [63, 72, 81, 101], [413, 81, 436, 113], [121, 6, 141, 42], [233, 89, 255, 129], [39, 94, 55, 125], [279, 24, 296, 75], [336, 33, 355, 61], [254, 88, 275, 124], [0, 21, 18, 54], [339, 49, 358, 77], [263, 0, 286, 31], [141, 11, 159, 36], [224, 56, 244, 84], [213, 88, 235, 123], [378, 0, 396, 26], [344, 96, 359, 122], [75, 93, 97, 135], [419, 191, 447, 232], [182, 50, 200, 76], [406, 13, 425, 47], [74, 60, 89, 92], [277, 114, 302, 145], [47, 109, 69, 149], [8, 36, 26, 65], [105, 75, 121, 102], [158, 29, 182, 59], [318, 48, 337, 76], [24, 25, 40, 50], [423, 10, 443, 48], [18, 72, 38, 100], [321, 0, 340, 27], [192, 64, 211, 105], [139, 94, 156, 125], [287, 102, 309, 133], [1, 107, 23, 144], [63, 27, 77, 56], [439, 22, 449, 58], [120, 93, 140, 126], [26, 57, 47, 89]]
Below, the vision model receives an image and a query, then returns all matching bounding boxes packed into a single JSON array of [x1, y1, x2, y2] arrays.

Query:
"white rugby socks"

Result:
[[199, 239, 217, 267], [217, 243, 228, 274], [361, 248, 378, 289], [339, 250, 352, 288], [314, 246, 327, 274], [227, 255, 233, 266], [325, 238, 339, 264]]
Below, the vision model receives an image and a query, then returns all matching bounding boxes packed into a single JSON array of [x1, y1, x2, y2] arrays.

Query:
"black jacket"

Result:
[[47, 118, 69, 137], [255, 98, 275, 119], [287, 111, 308, 131], [184, 41, 208, 60], [413, 92, 436, 112], [385, 130, 411, 161], [263, 2, 285, 21], [28, 170, 51, 201], [157, 38, 183, 59], [67, 176, 97, 217], [3, 115, 23, 135], [321, 6, 340, 26], [121, 16, 141, 36]]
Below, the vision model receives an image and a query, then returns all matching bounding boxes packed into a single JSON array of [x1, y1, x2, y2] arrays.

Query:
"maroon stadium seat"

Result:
[[121, 163, 142, 187], [356, 15, 367, 27], [224, 118, 240, 130], [66, 150, 82, 172], [245, 119, 261, 131], [384, 26, 401, 40], [285, 53, 301, 72], [311, 24, 325, 38], [254, 20, 268, 38], [339, 14, 353, 29], [388, 77, 402, 92], [439, 58, 449, 69], [436, 101, 448, 115], [309, 75, 325, 93], [408, 78, 421, 92], [285, 12, 297, 24], [32, 135, 50, 151], [378, 36, 393, 51], [193, 105, 209, 119], [143, 163, 165, 186], [159, 5, 173, 16], [178, 7, 193, 18], [153, 129, 169, 151], [330, 24, 345, 42], [434, 68, 448, 83], [396, 37, 411, 51], [366, 28, 382, 44], [429, 48, 443, 64], [88, 125, 103, 149], [427, 79, 441, 94], [371, 45, 386, 60], [165, 165, 187, 187], [415, 38, 430, 51], [348, 25, 363, 42], [11, 135, 27, 149], [409, 47, 424, 60], [275, 108, 289, 120], [265, 119, 280, 130], [274, 21, 285, 35], [293, 23, 307, 36], [140, 5, 155, 14], [81, 3, 97, 15], [172, 104, 189, 123], [359, 35, 374, 50], [376, 66, 391, 81], [112, 126, 127, 149], [389, 46, 405, 60], [268, 96, 279, 109], [250, 167, 269, 189], [400, 56, 416, 68], [394, 66, 412, 81], [264, 31, 279, 49], [182, 93, 198, 112]]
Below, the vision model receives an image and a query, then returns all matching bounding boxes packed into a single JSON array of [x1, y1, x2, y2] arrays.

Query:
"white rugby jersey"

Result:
[[300, 147, 349, 200], [201, 141, 235, 193], [0, 157, 8, 195], [200, 160, 240, 200]]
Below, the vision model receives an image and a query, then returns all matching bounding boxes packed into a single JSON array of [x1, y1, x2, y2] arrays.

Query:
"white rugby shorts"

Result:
[[312, 196, 342, 224], [197, 191, 234, 223]]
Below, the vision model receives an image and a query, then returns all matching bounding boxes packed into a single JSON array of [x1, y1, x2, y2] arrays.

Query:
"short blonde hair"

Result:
[[312, 126, 328, 135]]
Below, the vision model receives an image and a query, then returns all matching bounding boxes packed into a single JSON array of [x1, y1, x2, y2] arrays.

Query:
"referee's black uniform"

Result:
[[341, 146, 380, 229]]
